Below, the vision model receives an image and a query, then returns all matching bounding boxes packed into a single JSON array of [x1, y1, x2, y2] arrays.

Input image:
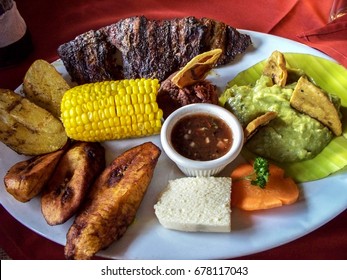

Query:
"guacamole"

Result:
[[223, 75, 333, 162]]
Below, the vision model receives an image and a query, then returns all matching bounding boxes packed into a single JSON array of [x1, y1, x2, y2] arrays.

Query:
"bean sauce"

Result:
[[171, 113, 233, 161]]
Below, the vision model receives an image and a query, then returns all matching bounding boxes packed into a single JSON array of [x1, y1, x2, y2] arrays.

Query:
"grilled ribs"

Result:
[[58, 16, 252, 84]]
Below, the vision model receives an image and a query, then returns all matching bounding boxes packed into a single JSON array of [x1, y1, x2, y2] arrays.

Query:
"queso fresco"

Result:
[[223, 75, 335, 163]]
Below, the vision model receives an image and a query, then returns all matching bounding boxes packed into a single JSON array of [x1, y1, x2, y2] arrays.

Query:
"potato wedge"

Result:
[[4, 149, 64, 202], [64, 142, 161, 260], [0, 89, 68, 155], [23, 59, 70, 118], [290, 76, 342, 136], [41, 141, 105, 225]]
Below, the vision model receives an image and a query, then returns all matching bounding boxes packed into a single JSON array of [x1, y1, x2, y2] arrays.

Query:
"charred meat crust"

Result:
[[58, 16, 252, 84], [64, 142, 161, 260], [57, 29, 122, 85]]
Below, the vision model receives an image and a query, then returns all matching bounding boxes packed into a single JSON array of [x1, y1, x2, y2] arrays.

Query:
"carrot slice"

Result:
[[231, 162, 299, 211]]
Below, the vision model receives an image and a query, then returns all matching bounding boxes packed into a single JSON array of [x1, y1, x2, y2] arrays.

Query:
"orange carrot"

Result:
[[231, 162, 299, 211]]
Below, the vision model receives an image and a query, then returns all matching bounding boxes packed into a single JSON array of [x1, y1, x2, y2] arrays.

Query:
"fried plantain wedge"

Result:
[[64, 142, 161, 260], [0, 89, 68, 155], [23, 59, 71, 119], [4, 149, 65, 202], [290, 76, 342, 136], [41, 141, 105, 226]]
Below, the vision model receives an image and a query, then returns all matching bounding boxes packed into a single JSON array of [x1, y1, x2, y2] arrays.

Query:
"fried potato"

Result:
[[0, 89, 68, 155], [244, 111, 278, 142], [4, 150, 64, 202], [263, 50, 288, 87], [290, 76, 342, 136], [64, 142, 161, 260], [23, 59, 70, 118], [41, 142, 105, 226]]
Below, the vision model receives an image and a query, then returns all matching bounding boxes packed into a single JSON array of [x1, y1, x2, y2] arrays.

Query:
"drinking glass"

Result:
[[329, 0, 347, 22]]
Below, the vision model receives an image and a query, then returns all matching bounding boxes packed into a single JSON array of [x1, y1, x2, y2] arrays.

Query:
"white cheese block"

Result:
[[154, 177, 232, 232]]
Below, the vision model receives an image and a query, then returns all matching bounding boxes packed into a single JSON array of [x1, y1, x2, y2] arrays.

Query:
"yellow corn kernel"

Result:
[[135, 104, 142, 114], [137, 114, 144, 123], [121, 104, 127, 116], [81, 113, 89, 124], [104, 108, 110, 119], [132, 86, 139, 94], [125, 94, 131, 105], [139, 85, 145, 94], [143, 94, 150, 104], [113, 117, 120, 126], [91, 122, 98, 131], [156, 110, 163, 120], [124, 115, 131, 126], [127, 104, 134, 115], [131, 93, 138, 104], [139, 103, 145, 114], [131, 115, 137, 125], [148, 112, 154, 121], [137, 93, 144, 104], [61, 79, 163, 142], [98, 110, 106, 120], [86, 102, 93, 112], [109, 106, 116, 118], [69, 107, 76, 118], [144, 121, 151, 130], [151, 102, 159, 112], [93, 100, 99, 111]]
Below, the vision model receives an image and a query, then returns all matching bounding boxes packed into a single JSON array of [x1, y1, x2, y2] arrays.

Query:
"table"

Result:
[[1, 0, 346, 260]]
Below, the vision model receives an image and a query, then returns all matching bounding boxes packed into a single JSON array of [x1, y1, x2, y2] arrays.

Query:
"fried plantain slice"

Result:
[[41, 141, 105, 226], [290, 76, 342, 136], [263, 50, 288, 87], [64, 142, 161, 260], [244, 111, 278, 142], [4, 149, 65, 202]]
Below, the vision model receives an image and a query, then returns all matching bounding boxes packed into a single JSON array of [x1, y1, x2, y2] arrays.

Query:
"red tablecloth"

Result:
[[1, 0, 347, 260]]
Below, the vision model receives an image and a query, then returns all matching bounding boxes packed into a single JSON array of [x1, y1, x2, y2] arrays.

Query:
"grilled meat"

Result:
[[57, 29, 122, 85], [157, 72, 218, 118], [58, 16, 252, 84]]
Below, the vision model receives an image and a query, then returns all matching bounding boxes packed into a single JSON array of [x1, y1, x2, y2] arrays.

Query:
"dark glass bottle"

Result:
[[0, 0, 33, 68]]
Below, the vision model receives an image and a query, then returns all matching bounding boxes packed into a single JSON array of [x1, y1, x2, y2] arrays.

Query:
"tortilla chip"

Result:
[[263, 51, 288, 87], [244, 111, 278, 141], [290, 76, 342, 136], [171, 49, 222, 88]]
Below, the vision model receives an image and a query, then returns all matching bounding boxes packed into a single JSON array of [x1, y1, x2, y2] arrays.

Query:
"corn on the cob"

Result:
[[61, 79, 163, 142]]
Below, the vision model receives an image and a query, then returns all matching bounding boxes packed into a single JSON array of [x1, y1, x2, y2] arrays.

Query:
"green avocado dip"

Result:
[[221, 75, 333, 162]]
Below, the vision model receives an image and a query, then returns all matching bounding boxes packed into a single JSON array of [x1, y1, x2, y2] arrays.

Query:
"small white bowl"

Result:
[[160, 103, 244, 176]]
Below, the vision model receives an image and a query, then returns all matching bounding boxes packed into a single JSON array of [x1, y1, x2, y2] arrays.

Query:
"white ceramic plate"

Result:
[[1, 30, 347, 259]]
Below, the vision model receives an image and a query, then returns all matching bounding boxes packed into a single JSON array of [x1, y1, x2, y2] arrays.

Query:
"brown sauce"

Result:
[[171, 113, 233, 161]]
